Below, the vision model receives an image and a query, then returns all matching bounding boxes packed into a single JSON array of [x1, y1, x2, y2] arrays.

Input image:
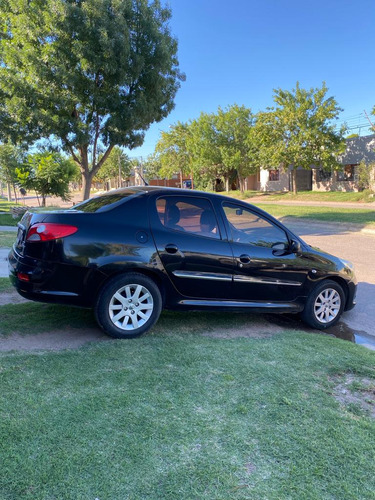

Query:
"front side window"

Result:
[[156, 196, 220, 239], [222, 203, 288, 247]]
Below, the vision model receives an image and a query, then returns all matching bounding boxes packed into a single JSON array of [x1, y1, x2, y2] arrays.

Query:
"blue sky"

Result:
[[126, 0, 375, 159]]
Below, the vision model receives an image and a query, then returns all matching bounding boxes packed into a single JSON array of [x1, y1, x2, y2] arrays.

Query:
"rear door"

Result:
[[149, 195, 234, 299]]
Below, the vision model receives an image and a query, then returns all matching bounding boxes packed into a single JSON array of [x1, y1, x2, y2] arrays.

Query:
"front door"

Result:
[[150, 195, 234, 299], [221, 202, 308, 302]]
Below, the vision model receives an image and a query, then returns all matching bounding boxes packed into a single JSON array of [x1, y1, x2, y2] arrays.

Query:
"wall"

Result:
[[259, 168, 290, 191], [312, 170, 359, 192]]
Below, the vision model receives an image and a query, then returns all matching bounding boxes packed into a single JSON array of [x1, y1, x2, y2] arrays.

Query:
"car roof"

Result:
[[101, 185, 238, 202]]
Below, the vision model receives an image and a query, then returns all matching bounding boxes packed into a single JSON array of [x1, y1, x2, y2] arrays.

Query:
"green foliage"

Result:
[[93, 146, 131, 184], [357, 160, 373, 191], [253, 82, 346, 193], [189, 111, 224, 188], [17, 152, 78, 206], [216, 104, 256, 190], [0, 0, 182, 199], [156, 121, 192, 181], [143, 153, 163, 182], [0, 144, 24, 185]]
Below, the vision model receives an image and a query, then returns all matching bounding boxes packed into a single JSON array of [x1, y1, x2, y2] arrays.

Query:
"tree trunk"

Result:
[[225, 176, 229, 192], [82, 172, 93, 200], [13, 184, 18, 203], [7, 182, 12, 202], [41, 195, 46, 207], [179, 170, 183, 188], [291, 169, 297, 194]]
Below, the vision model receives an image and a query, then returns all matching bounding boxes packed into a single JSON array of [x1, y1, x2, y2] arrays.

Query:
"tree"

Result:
[[93, 147, 131, 189], [17, 152, 78, 206], [0, 144, 24, 202], [189, 112, 227, 190], [142, 153, 163, 184], [156, 122, 193, 187], [253, 82, 346, 194], [215, 105, 255, 192], [0, 0, 182, 199], [188, 106, 255, 192], [357, 160, 374, 191]]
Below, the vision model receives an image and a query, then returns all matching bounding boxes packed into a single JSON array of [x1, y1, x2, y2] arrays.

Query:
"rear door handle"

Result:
[[165, 244, 179, 254], [239, 254, 251, 264]]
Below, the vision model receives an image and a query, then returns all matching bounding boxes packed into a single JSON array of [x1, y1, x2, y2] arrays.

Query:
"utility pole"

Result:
[[364, 109, 374, 131]]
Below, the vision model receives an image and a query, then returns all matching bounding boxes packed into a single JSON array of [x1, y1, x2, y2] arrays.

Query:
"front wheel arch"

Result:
[[302, 279, 345, 330]]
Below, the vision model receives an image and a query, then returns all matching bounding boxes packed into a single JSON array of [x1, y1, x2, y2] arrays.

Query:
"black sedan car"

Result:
[[8, 187, 357, 338]]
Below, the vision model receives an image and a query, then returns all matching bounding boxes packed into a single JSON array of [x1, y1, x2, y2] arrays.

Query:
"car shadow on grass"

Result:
[[1, 298, 372, 352]]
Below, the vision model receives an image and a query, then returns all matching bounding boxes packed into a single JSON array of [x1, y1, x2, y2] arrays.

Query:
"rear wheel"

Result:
[[301, 280, 345, 330], [95, 273, 162, 338]]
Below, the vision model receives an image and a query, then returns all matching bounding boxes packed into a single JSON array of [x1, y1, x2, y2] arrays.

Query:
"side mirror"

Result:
[[290, 240, 301, 254], [272, 241, 288, 256]]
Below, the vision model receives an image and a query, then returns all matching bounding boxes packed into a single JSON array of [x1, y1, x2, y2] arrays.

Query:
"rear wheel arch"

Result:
[[95, 271, 163, 338], [95, 267, 166, 306]]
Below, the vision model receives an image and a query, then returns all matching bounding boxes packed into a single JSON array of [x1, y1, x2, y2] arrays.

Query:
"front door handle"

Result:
[[239, 254, 251, 264], [165, 244, 179, 254]]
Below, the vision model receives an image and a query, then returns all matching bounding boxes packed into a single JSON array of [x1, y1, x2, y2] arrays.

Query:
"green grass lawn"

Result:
[[0, 277, 12, 293], [0, 198, 19, 211], [0, 231, 16, 248], [225, 189, 375, 203], [254, 203, 375, 226], [0, 213, 19, 226], [0, 302, 374, 499]]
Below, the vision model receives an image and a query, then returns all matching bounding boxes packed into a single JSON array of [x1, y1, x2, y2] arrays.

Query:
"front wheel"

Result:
[[95, 273, 162, 339], [301, 280, 345, 330]]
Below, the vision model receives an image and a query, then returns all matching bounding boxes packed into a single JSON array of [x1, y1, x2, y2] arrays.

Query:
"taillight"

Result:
[[26, 223, 78, 242]]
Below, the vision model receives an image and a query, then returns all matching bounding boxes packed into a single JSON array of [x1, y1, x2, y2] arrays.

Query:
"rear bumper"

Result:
[[8, 247, 96, 307]]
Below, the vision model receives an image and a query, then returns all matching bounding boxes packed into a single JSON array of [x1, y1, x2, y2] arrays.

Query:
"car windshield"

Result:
[[71, 190, 140, 213]]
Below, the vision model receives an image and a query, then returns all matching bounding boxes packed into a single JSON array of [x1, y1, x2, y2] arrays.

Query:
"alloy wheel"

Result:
[[109, 284, 154, 331], [313, 288, 341, 324]]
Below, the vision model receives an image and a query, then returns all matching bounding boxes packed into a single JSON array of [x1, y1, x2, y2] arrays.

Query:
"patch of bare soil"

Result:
[[0, 327, 111, 352], [331, 374, 375, 419], [0, 290, 29, 306]]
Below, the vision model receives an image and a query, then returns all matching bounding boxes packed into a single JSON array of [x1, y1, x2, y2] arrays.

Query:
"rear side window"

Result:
[[72, 190, 139, 213], [156, 196, 220, 239]]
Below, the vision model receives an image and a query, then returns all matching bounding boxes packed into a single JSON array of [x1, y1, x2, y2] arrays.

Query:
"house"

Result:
[[254, 134, 375, 192], [313, 135, 375, 192]]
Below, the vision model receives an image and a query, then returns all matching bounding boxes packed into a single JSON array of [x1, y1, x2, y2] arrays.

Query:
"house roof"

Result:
[[339, 134, 375, 165]]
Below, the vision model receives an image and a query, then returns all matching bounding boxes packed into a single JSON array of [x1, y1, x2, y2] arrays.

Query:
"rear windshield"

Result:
[[71, 190, 140, 213]]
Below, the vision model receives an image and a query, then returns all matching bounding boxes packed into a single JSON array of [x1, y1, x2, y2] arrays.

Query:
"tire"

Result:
[[301, 279, 345, 330], [95, 273, 162, 339]]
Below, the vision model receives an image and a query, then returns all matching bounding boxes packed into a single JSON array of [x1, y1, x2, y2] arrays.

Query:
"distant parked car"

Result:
[[9, 187, 357, 338]]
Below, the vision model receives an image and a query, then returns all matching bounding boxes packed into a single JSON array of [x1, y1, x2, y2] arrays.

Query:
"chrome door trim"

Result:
[[172, 270, 232, 282], [233, 275, 302, 286]]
